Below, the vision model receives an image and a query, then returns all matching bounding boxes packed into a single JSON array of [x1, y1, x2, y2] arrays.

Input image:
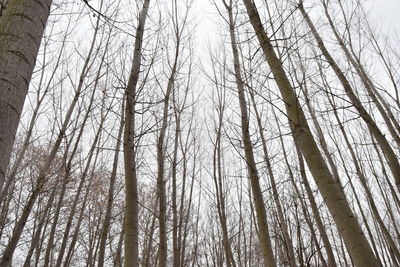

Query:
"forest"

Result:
[[0, 0, 399, 266]]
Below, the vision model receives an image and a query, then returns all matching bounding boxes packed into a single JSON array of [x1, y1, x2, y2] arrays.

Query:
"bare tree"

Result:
[[222, 1, 277, 265], [241, 0, 379, 265], [123, 1, 150, 266]]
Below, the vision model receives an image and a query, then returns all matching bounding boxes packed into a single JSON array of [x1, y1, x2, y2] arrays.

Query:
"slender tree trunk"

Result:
[[172, 112, 181, 267], [171, 83, 193, 267], [55, 111, 104, 266], [327, 92, 400, 264], [0, 5, 102, 261], [156, 5, 182, 263], [273, 106, 334, 267], [210, 80, 237, 267], [22, 184, 57, 267], [64, 148, 102, 267], [322, 1, 400, 147], [241, 1, 379, 265], [225, 2, 276, 266], [334, 138, 384, 267], [248, 83, 296, 267], [156, 54, 176, 267], [299, 2, 400, 193], [123, 1, 150, 266], [98, 103, 124, 267], [0, 53, 91, 265], [143, 200, 157, 267]]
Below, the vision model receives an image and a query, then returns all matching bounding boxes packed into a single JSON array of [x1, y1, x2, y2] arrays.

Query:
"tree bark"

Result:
[[0, 0, 52, 192]]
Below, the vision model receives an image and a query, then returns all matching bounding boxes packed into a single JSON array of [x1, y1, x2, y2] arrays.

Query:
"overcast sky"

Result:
[[194, 0, 400, 48], [370, 0, 400, 35]]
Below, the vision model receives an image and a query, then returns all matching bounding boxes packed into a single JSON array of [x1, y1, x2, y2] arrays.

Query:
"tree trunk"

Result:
[[299, 2, 400, 193], [0, 0, 52, 192], [225, 2, 276, 266], [98, 102, 124, 267], [123, 1, 150, 266], [241, 1, 379, 265]]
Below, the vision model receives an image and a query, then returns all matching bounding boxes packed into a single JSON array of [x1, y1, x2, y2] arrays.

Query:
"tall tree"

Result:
[[123, 0, 150, 266], [298, 0, 400, 193], [0, 0, 52, 192], [241, 0, 379, 265], [223, 1, 277, 265]]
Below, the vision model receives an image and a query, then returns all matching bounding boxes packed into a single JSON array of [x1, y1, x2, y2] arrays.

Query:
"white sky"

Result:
[[194, 0, 400, 43], [370, 0, 400, 35]]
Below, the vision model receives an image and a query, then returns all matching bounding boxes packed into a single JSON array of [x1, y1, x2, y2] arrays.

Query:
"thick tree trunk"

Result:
[[0, 32, 65, 205], [0, 0, 52, 192]]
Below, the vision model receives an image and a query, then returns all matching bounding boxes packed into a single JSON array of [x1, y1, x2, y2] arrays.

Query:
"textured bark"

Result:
[[0, 31, 65, 205], [0, 0, 52, 192], [241, 0, 379, 266], [225, 2, 276, 266], [123, 0, 150, 266], [0, 0, 8, 17]]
